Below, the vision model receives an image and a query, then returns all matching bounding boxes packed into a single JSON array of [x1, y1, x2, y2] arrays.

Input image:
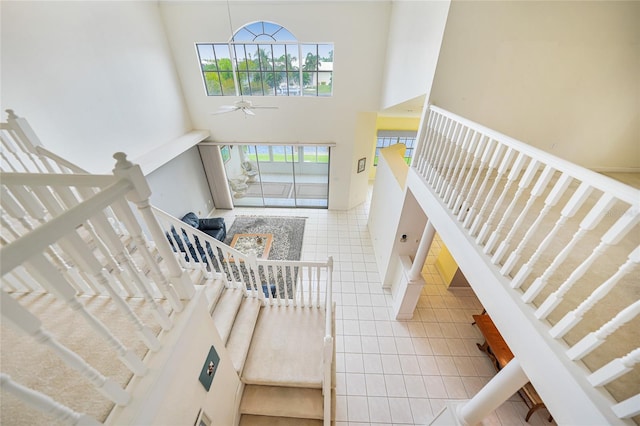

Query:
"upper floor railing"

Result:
[[412, 105, 639, 423]]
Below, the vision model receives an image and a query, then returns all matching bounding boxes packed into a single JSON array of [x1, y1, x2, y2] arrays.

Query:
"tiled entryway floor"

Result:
[[213, 188, 554, 426]]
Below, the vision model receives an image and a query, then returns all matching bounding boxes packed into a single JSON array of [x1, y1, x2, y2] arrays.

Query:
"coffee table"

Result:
[[229, 233, 273, 259]]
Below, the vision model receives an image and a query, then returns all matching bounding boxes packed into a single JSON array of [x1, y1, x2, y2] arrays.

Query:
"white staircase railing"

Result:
[[0, 153, 196, 424], [413, 105, 639, 423], [0, 109, 336, 425]]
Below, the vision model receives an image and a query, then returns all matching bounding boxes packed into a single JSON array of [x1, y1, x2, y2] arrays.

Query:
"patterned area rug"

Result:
[[224, 216, 306, 261], [222, 216, 306, 296]]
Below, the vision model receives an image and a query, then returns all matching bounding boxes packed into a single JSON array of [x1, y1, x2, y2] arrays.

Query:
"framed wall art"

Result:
[[357, 157, 366, 173]]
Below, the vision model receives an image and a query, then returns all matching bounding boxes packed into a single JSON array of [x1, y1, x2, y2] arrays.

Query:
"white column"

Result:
[[408, 221, 436, 280], [458, 358, 528, 426]]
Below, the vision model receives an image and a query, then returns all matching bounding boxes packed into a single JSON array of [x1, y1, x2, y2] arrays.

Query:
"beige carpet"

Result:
[[0, 292, 170, 425], [241, 305, 325, 388]]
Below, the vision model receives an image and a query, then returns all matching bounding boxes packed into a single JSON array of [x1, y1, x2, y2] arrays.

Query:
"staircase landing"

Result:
[[242, 305, 325, 388]]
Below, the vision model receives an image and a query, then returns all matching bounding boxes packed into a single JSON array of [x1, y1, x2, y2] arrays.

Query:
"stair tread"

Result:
[[240, 385, 323, 419], [227, 298, 262, 373], [239, 414, 323, 426], [211, 288, 244, 343], [204, 277, 226, 314], [242, 305, 325, 388]]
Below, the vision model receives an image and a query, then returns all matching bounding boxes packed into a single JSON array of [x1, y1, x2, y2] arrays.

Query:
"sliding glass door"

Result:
[[222, 144, 329, 208]]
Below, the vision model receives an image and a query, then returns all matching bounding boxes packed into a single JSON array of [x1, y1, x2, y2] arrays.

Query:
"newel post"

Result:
[[112, 153, 195, 300]]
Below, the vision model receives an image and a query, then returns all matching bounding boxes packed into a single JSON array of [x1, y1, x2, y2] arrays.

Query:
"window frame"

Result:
[[374, 130, 418, 166], [196, 21, 333, 97]]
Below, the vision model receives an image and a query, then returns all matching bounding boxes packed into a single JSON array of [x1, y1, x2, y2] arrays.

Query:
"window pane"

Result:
[[272, 146, 286, 162], [318, 72, 332, 96], [317, 146, 329, 163], [256, 146, 270, 161], [303, 146, 316, 162], [203, 72, 222, 95], [245, 145, 257, 161], [197, 44, 217, 71]]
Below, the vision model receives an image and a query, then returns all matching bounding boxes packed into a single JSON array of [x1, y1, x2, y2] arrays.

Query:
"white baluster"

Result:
[[421, 112, 446, 178], [0, 374, 101, 426], [1, 190, 94, 294], [427, 117, 453, 184], [511, 182, 593, 289], [1, 292, 131, 405], [446, 130, 479, 207], [450, 134, 490, 218], [458, 139, 503, 223], [112, 153, 195, 300], [549, 246, 639, 338], [612, 394, 640, 419], [115, 202, 183, 312], [535, 205, 639, 319], [458, 144, 504, 227], [588, 348, 640, 387], [501, 173, 573, 276], [59, 232, 166, 348], [468, 146, 516, 234], [434, 121, 462, 194], [484, 158, 540, 255], [492, 165, 556, 264], [24, 253, 147, 375], [414, 109, 436, 173], [567, 300, 640, 361], [476, 152, 528, 245], [441, 125, 471, 202]]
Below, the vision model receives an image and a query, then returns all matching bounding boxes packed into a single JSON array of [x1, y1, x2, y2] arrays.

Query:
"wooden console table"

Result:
[[472, 314, 551, 423]]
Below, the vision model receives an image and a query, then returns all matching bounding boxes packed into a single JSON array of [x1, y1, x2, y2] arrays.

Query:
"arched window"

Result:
[[196, 21, 333, 97]]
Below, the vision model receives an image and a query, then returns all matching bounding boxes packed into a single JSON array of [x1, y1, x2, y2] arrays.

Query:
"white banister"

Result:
[[1, 292, 131, 405], [0, 374, 101, 426], [414, 104, 640, 424]]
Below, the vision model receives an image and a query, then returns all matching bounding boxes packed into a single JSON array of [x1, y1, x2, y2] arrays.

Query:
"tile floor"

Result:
[[213, 187, 555, 426]]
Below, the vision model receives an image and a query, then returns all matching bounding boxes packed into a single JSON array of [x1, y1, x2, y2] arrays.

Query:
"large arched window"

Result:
[[196, 21, 333, 97]]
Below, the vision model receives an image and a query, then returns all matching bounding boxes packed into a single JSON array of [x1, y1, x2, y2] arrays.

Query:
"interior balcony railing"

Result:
[[411, 105, 639, 424]]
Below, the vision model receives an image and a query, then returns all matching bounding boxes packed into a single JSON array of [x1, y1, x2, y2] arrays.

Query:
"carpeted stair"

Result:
[[235, 304, 330, 424]]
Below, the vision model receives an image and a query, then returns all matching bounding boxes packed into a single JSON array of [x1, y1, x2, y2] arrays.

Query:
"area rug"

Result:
[[222, 216, 306, 296], [224, 215, 306, 260]]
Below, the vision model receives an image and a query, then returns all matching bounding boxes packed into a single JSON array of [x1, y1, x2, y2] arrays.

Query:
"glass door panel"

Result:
[[224, 144, 329, 208], [294, 146, 329, 208]]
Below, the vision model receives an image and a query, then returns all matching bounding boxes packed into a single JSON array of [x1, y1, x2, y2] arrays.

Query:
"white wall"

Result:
[[147, 147, 214, 218], [158, 1, 391, 210], [380, 0, 450, 110], [367, 145, 409, 287], [1, 1, 193, 174], [429, 0, 640, 170]]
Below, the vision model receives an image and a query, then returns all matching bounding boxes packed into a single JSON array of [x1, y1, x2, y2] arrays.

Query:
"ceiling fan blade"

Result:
[[210, 106, 239, 115], [252, 106, 279, 109], [243, 108, 256, 116]]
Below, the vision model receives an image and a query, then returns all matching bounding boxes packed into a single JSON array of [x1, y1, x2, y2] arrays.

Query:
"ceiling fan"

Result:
[[211, 100, 278, 117]]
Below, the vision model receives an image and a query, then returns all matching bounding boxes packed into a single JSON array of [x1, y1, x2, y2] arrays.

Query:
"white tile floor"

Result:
[[213, 187, 555, 426]]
